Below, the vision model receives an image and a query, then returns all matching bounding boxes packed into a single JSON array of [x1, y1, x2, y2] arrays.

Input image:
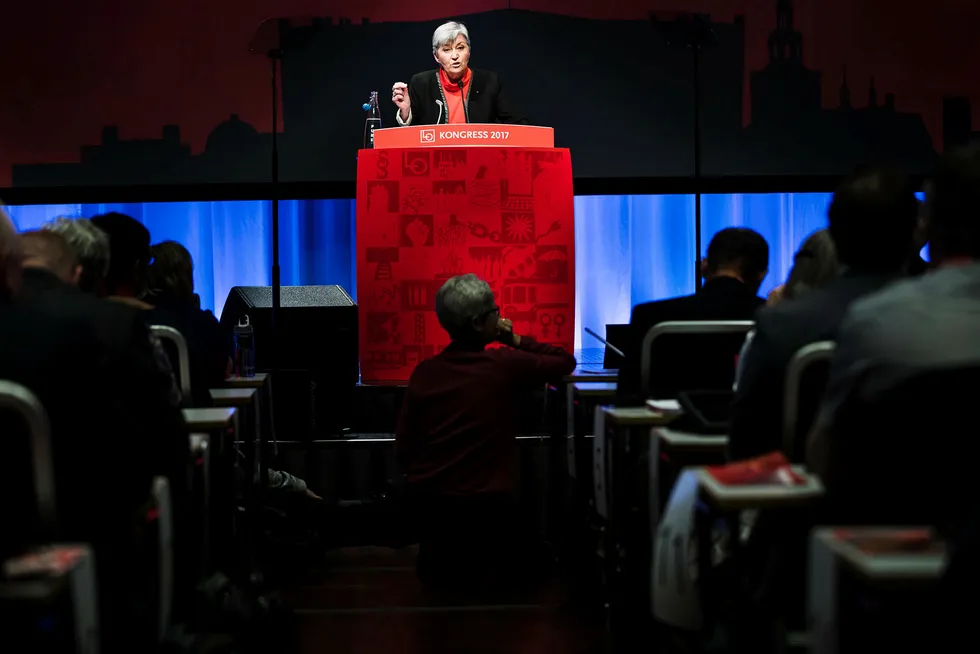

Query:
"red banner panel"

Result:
[[355, 147, 576, 384]]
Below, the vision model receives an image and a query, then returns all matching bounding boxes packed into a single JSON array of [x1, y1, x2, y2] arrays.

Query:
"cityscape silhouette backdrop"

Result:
[[3, 0, 980, 189]]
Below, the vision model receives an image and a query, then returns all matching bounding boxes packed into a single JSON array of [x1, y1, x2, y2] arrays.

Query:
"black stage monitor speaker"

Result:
[[220, 285, 357, 439]]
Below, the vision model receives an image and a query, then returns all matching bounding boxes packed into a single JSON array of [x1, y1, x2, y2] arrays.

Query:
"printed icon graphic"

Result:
[[357, 145, 574, 385], [502, 213, 535, 243], [400, 215, 434, 247], [420, 129, 436, 143], [402, 151, 429, 176], [366, 181, 399, 213]]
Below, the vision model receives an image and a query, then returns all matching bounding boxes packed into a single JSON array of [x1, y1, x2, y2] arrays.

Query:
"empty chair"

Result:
[[640, 320, 755, 398], [782, 341, 836, 462], [819, 364, 980, 534]]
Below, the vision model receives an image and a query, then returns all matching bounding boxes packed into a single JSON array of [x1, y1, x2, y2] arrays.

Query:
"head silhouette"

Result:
[[435, 273, 498, 345], [19, 230, 82, 285], [925, 146, 980, 265], [701, 227, 770, 293], [782, 229, 839, 301], [42, 217, 109, 293], [90, 212, 151, 297], [827, 165, 919, 274], [147, 240, 195, 306]]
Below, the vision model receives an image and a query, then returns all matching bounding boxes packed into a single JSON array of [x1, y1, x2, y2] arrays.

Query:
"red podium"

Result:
[[356, 124, 575, 384]]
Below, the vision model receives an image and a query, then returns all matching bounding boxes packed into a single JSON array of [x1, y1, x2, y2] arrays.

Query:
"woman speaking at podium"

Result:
[[391, 21, 526, 126]]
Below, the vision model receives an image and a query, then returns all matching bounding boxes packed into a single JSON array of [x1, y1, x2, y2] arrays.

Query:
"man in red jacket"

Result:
[[396, 273, 576, 589]]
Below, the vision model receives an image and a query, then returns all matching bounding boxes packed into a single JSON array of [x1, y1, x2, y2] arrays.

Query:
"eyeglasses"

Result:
[[477, 305, 500, 320]]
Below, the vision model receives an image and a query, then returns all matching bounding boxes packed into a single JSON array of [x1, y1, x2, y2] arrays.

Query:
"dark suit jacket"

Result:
[[729, 273, 897, 462], [146, 291, 233, 407], [2, 269, 189, 537], [2, 269, 191, 636], [617, 276, 765, 401], [402, 69, 526, 125]]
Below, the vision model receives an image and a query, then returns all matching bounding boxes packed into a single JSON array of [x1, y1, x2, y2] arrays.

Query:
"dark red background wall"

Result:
[[2, 0, 979, 188]]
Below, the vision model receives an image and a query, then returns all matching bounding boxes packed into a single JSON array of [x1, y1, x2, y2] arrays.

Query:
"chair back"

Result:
[[828, 363, 980, 532], [118, 476, 173, 649], [0, 543, 101, 654], [150, 325, 192, 404], [150, 476, 174, 642], [188, 433, 212, 576], [640, 320, 755, 397], [782, 341, 836, 461], [0, 380, 57, 555]]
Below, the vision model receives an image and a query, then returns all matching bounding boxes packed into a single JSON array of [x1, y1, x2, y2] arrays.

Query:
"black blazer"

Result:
[[729, 273, 897, 461], [1, 268, 189, 540], [616, 276, 765, 401], [401, 68, 527, 126], [145, 291, 233, 408]]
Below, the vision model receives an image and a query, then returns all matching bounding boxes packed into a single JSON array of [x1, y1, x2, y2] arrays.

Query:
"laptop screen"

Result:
[[603, 324, 629, 369]]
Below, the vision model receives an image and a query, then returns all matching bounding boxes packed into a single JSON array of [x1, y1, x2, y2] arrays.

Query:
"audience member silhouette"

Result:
[[808, 148, 980, 522], [396, 273, 575, 590], [42, 217, 110, 293], [731, 167, 918, 461], [0, 221, 189, 652], [91, 214, 227, 406], [734, 228, 839, 389], [147, 240, 233, 389], [617, 227, 769, 401], [764, 228, 839, 307]]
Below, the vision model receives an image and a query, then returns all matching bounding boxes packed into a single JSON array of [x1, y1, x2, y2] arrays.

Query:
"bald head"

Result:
[[0, 206, 22, 299], [20, 230, 81, 285]]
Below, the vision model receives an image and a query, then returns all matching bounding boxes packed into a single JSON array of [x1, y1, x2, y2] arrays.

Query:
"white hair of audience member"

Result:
[[432, 21, 470, 53], [0, 204, 22, 298], [42, 217, 110, 293], [435, 273, 495, 339]]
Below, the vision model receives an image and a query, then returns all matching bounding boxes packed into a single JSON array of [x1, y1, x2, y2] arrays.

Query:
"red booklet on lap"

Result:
[[705, 452, 805, 486]]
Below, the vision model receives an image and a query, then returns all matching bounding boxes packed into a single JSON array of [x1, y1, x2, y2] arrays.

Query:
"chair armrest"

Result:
[[697, 466, 824, 513]]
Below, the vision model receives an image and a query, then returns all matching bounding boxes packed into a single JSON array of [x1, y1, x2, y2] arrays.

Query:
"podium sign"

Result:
[[373, 124, 554, 149], [355, 145, 575, 383]]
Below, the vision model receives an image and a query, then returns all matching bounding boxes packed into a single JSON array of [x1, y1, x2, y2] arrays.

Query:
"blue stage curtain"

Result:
[[7, 200, 356, 318], [574, 192, 832, 349], [7, 192, 843, 349], [701, 192, 834, 298]]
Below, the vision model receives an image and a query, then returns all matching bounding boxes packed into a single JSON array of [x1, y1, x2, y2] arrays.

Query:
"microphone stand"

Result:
[[268, 48, 282, 362], [249, 18, 285, 394], [652, 13, 717, 289], [249, 17, 294, 486]]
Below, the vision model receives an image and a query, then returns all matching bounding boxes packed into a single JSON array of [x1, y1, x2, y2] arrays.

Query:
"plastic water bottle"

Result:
[[234, 315, 256, 378], [363, 91, 382, 149]]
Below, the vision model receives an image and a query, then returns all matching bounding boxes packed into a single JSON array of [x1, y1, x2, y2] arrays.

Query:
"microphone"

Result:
[[362, 103, 372, 111], [584, 327, 625, 358], [435, 99, 444, 125]]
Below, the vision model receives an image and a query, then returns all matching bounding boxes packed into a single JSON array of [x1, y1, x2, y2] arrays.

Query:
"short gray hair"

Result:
[[432, 21, 470, 54], [435, 273, 495, 339], [42, 217, 110, 293]]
